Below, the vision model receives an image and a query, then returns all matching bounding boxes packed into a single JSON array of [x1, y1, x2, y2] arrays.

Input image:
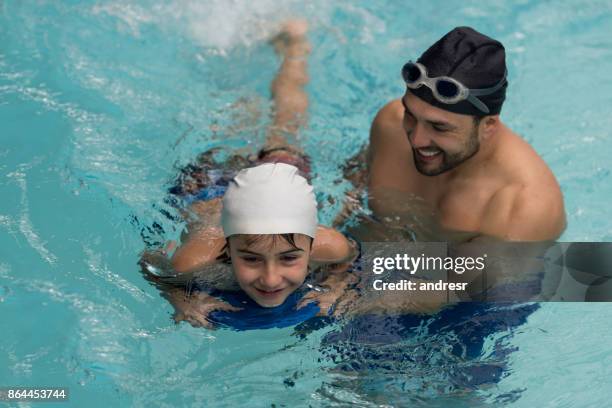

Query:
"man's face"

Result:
[[402, 92, 481, 176]]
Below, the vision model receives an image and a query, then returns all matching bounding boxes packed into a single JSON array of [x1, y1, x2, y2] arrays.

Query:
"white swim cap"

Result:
[[221, 163, 318, 238]]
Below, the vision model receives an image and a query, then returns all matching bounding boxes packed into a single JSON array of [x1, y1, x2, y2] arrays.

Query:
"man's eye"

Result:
[[433, 125, 448, 132], [403, 112, 415, 127]]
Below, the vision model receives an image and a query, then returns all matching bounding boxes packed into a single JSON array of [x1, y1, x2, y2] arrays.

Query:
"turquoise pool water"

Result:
[[1, 0, 612, 406]]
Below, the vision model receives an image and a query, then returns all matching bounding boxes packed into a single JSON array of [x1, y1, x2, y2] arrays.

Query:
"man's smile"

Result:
[[415, 147, 443, 161]]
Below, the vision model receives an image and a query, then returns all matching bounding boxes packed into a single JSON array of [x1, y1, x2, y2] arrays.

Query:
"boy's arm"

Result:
[[310, 225, 358, 266], [299, 226, 360, 315], [139, 223, 237, 291], [163, 288, 241, 328], [298, 266, 358, 315], [140, 228, 240, 329], [170, 226, 226, 273]]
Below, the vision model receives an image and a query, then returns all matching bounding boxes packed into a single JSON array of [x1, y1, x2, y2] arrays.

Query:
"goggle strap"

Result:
[[466, 95, 490, 114], [468, 69, 508, 96]]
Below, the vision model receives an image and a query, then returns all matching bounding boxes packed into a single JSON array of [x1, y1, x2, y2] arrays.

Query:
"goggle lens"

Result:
[[403, 63, 421, 83], [435, 80, 460, 99], [401, 61, 505, 114]]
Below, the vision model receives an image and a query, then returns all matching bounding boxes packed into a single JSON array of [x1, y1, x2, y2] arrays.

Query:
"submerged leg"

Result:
[[265, 19, 311, 152]]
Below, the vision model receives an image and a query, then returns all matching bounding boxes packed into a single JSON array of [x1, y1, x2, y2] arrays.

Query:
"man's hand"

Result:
[[165, 290, 242, 329]]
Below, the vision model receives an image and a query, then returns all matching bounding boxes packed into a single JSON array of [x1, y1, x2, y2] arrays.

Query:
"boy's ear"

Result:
[[215, 239, 232, 263]]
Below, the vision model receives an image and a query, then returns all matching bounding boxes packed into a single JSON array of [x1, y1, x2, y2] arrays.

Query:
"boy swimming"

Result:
[[140, 20, 358, 328], [156, 162, 358, 328]]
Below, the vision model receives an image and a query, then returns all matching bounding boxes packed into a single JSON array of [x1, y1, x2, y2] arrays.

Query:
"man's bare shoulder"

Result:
[[370, 99, 404, 141], [482, 130, 566, 240], [368, 99, 415, 191], [481, 185, 565, 240]]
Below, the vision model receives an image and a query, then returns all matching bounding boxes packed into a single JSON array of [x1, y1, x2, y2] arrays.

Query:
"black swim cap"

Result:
[[410, 26, 508, 116]]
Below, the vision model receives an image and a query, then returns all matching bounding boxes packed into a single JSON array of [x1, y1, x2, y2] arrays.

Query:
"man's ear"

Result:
[[480, 115, 499, 140]]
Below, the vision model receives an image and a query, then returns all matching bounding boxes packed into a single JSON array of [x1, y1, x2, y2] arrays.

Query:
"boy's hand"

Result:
[[167, 290, 242, 329], [297, 271, 359, 316], [297, 287, 340, 316]]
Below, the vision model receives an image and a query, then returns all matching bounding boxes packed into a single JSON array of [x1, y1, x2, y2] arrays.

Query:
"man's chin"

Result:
[[413, 150, 446, 176], [413, 150, 472, 177], [414, 159, 447, 177]]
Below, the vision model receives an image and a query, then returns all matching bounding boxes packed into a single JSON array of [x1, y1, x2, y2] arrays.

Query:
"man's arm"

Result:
[[333, 99, 407, 230]]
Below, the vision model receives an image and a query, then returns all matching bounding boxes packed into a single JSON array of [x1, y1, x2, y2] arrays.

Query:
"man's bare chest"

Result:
[[369, 177, 493, 234]]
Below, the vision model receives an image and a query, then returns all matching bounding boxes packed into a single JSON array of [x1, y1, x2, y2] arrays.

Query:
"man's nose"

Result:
[[408, 123, 430, 148], [259, 262, 282, 288]]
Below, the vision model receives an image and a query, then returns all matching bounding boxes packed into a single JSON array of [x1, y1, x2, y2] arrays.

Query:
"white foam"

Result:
[[93, 0, 305, 52], [181, 0, 294, 50]]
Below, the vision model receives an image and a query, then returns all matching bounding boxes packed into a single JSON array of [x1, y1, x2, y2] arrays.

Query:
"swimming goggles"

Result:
[[401, 61, 507, 114]]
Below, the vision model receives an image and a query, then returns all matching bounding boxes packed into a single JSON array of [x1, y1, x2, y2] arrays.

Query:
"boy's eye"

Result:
[[280, 255, 299, 263], [241, 256, 260, 263]]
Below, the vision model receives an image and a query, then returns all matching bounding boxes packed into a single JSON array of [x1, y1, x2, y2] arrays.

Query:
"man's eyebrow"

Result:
[[402, 97, 457, 130], [427, 119, 456, 130]]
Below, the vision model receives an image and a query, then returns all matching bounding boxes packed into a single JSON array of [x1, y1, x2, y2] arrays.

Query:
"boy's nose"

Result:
[[259, 263, 283, 289]]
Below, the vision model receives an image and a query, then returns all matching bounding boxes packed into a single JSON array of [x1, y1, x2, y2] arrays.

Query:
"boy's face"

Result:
[[228, 234, 311, 307]]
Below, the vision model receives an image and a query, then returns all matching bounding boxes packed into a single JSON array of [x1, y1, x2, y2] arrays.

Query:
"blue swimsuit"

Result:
[[180, 169, 230, 204]]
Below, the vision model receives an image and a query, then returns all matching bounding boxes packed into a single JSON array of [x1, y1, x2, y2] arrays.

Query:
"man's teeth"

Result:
[[419, 149, 441, 157]]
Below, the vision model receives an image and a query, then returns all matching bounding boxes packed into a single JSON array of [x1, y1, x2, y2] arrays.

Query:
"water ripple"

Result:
[[83, 246, 151, 302], [7, 169, 58, 265]]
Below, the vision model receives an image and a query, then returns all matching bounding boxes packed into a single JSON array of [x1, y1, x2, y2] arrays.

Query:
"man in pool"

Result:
[[343, 26, 566, 242]]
